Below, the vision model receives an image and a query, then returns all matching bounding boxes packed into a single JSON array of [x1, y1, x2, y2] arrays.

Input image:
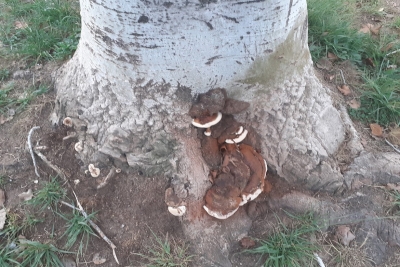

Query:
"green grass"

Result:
[[133, 228, 194, 267], [18, 239, 72, 267], [59, 209, 98, 257], [245, 212, 321, 267], [391, 17, 400, 29], [0, 0, 80, 62], [27, 177, 66, 211], [0, 247, 20, 267], [0, 83, 49, 115], [349, 76, 400, 126], [0, 211, 43, 240], [308, 0, 400, 126], [0, 69, 10, 81]]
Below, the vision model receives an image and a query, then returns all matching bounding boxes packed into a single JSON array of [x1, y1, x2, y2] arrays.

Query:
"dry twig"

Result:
[[33, 149, 68, 183], [97, 167, 117, 189], [385, 139, 400, 154], [28, 126, 40, 177]]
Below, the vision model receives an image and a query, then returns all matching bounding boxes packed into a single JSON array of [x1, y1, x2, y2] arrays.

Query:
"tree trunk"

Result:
[[52, 0, 356, 265]]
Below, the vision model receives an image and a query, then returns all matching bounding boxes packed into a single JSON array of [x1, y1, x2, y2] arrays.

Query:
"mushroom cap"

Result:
[[200, 135, 221, 169], [62, 117, 73, 127], [192, 112, 222, 128], [168, 206, 186, 216], [74, 141, 83, 152], [88, 164, 100, 177], [203, 205, 239, 220]]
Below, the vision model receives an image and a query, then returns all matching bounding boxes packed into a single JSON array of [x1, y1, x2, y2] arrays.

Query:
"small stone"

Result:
[[18, 189, 33, 201], [93, 253, 106, 264]]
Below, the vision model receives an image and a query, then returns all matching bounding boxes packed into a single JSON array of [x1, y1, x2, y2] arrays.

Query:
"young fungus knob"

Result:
[[88, 164, 100, 177], [63, 117, 73, 127], [74, 141, 83, 152], [168, 205, 186, 216]]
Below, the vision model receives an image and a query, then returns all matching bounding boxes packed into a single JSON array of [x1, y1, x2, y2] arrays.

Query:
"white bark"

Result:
[[52, 0, 352, 265]]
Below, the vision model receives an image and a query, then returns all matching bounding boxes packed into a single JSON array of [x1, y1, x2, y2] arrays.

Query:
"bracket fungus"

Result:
[[191, 112, 222, 136], [185, 88, 270, 220], [88, 164, 100, 177]]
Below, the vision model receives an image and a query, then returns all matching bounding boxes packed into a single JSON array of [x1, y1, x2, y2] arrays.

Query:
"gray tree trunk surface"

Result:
[[52, 0, 362, 265]]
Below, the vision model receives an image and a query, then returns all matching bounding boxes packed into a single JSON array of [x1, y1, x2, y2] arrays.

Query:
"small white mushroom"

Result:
[[168, 205, 186, 216], [62, 117, 73, 127], [115, 168, 122, 173], [74, 179, 80, 185], [226, 129, 248, 144], [88, 164, 100, 177], [74, 141, 83, 152], [204, 128, 212, 136]]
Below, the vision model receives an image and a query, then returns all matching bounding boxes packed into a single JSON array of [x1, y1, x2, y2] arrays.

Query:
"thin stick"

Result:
[[378, 48, 400, 78], [314, 253, 326, 267], [338, 69, 346, 84], [71, 191, 120, 264], [28, 126, 41, 177], [33, 149, 68, 183], [97, 167, 117, 189], [385, 139, 400, 154]]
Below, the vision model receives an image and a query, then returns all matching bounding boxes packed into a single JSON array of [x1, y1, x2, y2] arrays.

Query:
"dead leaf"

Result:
[[0, 189, 5, 206], [365, 58, 375, 67], [316, 57, 333, 70], [337, 84, 351, 96], [359, 23, 381, 35], [381, 43, 394, 52], [0, 209, 6, 230], [335, 225, 355, 246], [327, 52, 339, 61], [0, 115, 13, 125], [348, 99, 361, 109], [388, 128, 400, 145], [370, 123, 383, 137], [386, 183, 400, 192], [14, 21, 28, 29], [93, 253, 106, 265], [240, 237, 256, 249], [370, 24, 382, 35], [18, 189, 33, 201], [359, 23, 374, 34]]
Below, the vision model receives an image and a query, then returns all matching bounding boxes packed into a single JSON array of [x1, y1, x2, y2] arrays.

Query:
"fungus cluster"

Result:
[[165, 88, 269, 219]]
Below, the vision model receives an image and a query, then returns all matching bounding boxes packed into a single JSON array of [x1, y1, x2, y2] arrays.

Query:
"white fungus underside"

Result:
[[168, 205, 186, 216], [203, 205, 239, 220]]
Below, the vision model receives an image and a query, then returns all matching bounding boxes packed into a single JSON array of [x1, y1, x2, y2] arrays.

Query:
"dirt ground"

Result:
[[1, 2, 400, 267]]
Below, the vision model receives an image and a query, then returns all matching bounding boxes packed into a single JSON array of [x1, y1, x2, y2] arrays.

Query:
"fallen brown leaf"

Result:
[[370, 123, 383, 137], [348, 99, 361, 109], [388, 128, 400, 145], [365, 58, 375, 67], [386, 183, 400, 192], [327, 52, 339, 60], [337, 84, 351, 96], [240, 237, 256, 249], [359, 23, 381, 35], [381, 43, 394, 52], [14, 20, 28, 29], [316, 57, 333, 70], [335, 225, 355, 246]]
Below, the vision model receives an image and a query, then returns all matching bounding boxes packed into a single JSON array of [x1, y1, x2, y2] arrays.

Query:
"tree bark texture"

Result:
[[52, 0, 355, 265]]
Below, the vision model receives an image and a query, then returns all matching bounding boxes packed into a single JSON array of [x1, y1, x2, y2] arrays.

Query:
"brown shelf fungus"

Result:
[[238, 144, 268, 206]]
